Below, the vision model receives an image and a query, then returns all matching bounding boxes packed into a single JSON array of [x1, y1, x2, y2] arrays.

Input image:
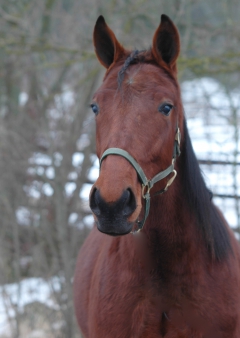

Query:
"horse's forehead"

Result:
[[96, 63, 178, 102], [123, 63, 175, 86]]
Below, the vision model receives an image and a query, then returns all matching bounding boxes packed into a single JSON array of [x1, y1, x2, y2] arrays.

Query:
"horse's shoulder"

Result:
[[75, 227, 105, 275], [74, 227, 107, 336]]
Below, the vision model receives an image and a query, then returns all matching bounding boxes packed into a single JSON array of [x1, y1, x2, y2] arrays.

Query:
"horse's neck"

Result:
[[144, 172, 207, 278]]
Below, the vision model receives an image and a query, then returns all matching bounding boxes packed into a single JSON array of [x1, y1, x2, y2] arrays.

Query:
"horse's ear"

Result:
[[93, 16, 125, 69], [152, 14, 180, 72]]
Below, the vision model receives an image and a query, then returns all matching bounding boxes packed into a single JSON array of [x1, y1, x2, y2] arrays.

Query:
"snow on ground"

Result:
[[0, 278, 61, 336]]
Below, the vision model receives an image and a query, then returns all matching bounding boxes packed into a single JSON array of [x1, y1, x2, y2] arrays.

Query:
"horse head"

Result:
[[89, 15, 183, 236]]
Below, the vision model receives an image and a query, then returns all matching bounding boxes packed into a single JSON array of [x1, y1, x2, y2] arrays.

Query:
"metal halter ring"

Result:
[[142, 184, 151, 199]]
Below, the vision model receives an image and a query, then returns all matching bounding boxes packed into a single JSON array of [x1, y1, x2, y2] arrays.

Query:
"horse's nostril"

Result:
[[90, 187, 136, 219], [122, 188, 136, 216], [90, 188, 101, 216]]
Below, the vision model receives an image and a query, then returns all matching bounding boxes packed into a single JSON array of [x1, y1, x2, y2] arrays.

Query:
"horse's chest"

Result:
[[75, 233, 239, 338], [88, 261, 189, 338], [85, 238, 191, 337], [88, 277, 204, 338]]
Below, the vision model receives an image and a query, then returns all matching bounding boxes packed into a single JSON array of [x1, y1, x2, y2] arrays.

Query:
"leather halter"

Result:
[[99, 127, 181, 233]]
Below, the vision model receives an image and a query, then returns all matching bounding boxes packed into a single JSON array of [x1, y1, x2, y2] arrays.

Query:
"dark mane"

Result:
[[118, 50, 145, 86], [182, 119, 232, 260], [117, 49, 177, 87]]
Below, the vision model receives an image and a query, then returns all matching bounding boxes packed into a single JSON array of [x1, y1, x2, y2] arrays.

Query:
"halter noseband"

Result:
[[99, 127, 181, 233]]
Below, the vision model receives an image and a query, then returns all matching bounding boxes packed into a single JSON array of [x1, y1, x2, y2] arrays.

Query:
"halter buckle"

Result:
[[131, 227, 141, 235], [175, 127, 181, 145], [163, 170, 177, 192]]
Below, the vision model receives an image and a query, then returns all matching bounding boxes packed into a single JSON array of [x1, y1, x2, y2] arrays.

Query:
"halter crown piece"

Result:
[[99, 127, 181, 233]]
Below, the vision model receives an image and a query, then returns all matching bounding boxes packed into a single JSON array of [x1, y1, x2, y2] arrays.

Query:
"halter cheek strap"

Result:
[[99, 127, 181, 233]]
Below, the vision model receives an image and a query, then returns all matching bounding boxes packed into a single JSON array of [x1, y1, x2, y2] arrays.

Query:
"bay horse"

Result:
[[74, 14, 240, 337]]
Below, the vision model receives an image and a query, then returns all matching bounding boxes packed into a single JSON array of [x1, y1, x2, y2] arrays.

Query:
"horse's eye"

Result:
[[158, 103, 173, 116], [90, 104, 99, 115]]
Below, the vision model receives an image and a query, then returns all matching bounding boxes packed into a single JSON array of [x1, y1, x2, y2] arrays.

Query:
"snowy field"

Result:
[[1, 77, 239, 336], [0, 278, 61, 337]]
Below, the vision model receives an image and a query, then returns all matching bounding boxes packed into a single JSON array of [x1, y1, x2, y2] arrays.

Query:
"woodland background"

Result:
[[0, 0, 239, 337]]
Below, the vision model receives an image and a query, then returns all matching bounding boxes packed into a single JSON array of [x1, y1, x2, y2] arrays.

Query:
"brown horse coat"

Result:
[[74, 15, 240, 338]]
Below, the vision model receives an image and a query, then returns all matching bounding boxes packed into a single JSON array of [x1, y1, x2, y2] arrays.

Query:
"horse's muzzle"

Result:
[[89, 188, 136, 235]]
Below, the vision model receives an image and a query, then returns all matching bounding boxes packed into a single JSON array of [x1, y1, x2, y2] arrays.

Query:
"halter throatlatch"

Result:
[[99, 127, 181, 233]]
